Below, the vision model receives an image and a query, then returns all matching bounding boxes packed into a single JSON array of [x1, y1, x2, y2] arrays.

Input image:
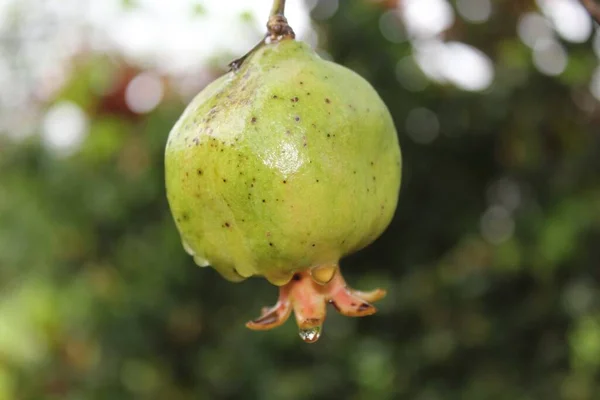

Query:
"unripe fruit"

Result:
[[165, 25, 401, 342]]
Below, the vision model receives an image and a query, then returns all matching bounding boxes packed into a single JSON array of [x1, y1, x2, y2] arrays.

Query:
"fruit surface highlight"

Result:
[[165, 27, 401, 342]]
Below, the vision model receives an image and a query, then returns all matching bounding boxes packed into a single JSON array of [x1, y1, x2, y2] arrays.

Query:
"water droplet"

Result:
[[265, 271, 293, 286], [193, 255, 210, 267], [310, 264, 337, 285], [182, 241, 195, 256], [298, 325, 322, 343]]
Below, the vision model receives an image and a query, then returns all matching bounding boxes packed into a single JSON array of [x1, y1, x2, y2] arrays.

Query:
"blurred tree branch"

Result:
[[580, 0, 600, 24]]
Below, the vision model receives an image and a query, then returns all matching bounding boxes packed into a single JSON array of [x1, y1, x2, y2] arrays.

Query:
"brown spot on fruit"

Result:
[[251, 313, 279, 326]]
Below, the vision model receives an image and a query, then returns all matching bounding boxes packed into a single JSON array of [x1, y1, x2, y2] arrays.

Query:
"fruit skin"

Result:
[[165, 39, 401, 282]]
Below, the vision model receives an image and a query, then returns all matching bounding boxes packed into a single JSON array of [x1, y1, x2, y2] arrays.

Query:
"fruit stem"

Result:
[[228, 0, 295, 71], [270, 0, 286, 18], [267, 0, 295, 41]]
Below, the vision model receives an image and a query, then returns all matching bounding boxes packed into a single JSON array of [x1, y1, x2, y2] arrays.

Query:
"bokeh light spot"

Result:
[[41, 101, 88, 156], [413, 40, 494, 91], [311, 0, 339, 20], [125, 72, 164, 114], [533, 39, 568, 76], [486, 178, 521, 212], [589, 65, 600, 101], [442, 42, 494, 91], [517, 12, 554, 49], [396, 56, 429, 92], [379, 10, 406, 43], [400, 0, 455, 39], [456, 0, 492, 24], [537, 0, 592, 43], [405, 107, 439, 144], [480, 206, 515, 245]]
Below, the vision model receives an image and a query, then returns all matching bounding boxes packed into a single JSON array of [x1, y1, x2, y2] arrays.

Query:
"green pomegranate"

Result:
[[165, 7, 401, 342]]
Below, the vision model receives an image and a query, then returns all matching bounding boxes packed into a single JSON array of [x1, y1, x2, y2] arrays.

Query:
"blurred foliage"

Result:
[[1, 0, 600, 399]]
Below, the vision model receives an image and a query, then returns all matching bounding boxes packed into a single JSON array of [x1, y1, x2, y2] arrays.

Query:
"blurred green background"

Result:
[[2, 0, 600, 399]]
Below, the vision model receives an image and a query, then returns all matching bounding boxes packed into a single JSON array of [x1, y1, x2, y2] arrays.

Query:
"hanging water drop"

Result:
[[310, 264, 337, 285], [182, 241, 195, 256], [193, 255, 210, 267], [298, 325, 322, 343]]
